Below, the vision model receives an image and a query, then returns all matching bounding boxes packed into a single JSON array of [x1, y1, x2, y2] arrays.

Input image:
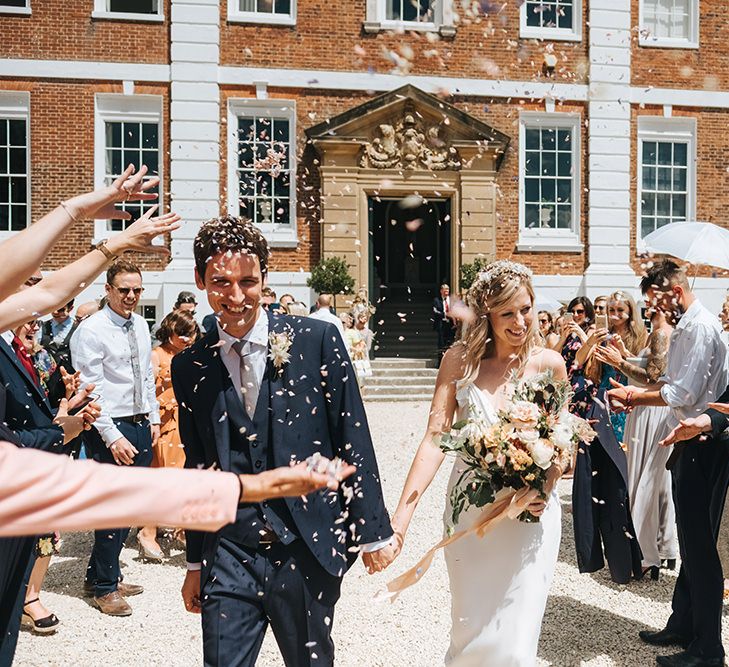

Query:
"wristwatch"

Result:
[[93, 239, 119, 262]]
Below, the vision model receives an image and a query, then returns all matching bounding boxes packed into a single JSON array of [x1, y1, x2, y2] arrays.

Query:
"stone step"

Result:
[[370, 358, 435, 368], [363, 394, 433, 402], [366, 375, 437, 386], [364, 383, 435, 395], [369, 368, 438, 377]]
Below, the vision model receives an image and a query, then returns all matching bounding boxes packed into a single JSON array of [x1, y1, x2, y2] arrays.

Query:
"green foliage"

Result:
[[306, 256, 355, 295], [459, 256, 491, 291]]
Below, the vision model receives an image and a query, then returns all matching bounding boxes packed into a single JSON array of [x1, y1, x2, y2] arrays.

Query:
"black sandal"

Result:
[[21, 598, 60, 635]]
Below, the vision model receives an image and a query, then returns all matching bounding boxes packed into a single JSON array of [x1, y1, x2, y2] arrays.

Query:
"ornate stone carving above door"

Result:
[[359, 108, 461, 171]]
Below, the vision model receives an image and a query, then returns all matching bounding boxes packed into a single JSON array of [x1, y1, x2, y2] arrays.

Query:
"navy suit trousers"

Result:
[[84, 419, 152, 596]]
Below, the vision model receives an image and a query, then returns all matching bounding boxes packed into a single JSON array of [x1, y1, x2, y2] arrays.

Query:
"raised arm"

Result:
[[0, 204, 180, 332], [0, 164, 159, 302]]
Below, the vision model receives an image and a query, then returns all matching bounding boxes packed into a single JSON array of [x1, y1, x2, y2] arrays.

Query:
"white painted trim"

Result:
[[0, 4, 30, 15], [226, 98, 298, 247], [518, 111, 582, 251], [0, 59, 169, 82], [638, 0, 699, 49], [219, 66, 589, 100], [0, 91, 30, 241], [227, 4, 296, 26], [91, 11, 165, 22], [93, 94, 164, 243], [520, 0, 583, 42], [636, 115, 697, 250]]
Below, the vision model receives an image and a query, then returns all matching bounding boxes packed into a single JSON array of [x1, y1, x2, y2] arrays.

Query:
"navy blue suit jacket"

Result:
[[171, 313, 393, 578], [0, 337, 63, 452]]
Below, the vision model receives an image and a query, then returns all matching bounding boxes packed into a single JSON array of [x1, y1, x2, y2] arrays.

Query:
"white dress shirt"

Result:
[[660, 299, 729, 425], [217, 307, 269, 416], [70, 306, 160, 447], [309, 307, 345, 338]]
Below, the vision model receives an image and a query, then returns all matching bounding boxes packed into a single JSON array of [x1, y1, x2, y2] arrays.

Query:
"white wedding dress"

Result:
[[443, 380, 561, 666]]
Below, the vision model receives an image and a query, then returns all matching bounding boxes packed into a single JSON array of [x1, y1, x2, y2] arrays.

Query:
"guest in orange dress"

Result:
[[137, 310, 200, 560]]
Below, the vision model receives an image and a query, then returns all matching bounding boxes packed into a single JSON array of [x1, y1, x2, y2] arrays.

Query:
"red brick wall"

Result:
[[0, 80, 170, 272], [631, 0, 727, 90], [0, 0, 169, 63], [219, 0, 588, 85]]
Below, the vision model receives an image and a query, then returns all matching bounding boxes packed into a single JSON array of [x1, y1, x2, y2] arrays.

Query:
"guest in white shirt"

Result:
[[608, 260, 729, 665], [70, 259, 160, 618], [308, 293, 345, 338]]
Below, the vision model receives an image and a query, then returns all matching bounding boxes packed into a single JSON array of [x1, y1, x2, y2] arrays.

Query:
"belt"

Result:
[[258, 528, 279, 545], [115, 414, 149, 424]]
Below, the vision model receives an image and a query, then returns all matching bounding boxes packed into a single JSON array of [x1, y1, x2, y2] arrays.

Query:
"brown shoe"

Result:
[[118, 582, 144, 597], [93, 591, 132, 616]]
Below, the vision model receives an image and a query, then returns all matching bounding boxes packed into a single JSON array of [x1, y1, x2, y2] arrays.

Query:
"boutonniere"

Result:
[[268, 329, 293, 374]]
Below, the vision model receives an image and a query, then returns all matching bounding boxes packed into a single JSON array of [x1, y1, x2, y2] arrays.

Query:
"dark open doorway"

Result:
[[368, 196, 451, 359]]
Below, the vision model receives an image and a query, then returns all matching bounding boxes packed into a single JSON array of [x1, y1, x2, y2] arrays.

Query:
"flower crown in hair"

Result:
[[477, 260, 533, 287]]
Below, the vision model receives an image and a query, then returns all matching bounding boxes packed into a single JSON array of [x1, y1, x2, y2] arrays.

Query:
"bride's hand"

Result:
[[361, 531, 403, 574]]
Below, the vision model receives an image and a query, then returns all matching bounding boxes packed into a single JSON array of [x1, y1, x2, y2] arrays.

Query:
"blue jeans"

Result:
[[84, 418, 153, 597]]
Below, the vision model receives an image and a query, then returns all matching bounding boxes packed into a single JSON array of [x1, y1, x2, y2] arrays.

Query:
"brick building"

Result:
[[0, 0, 727, 352]]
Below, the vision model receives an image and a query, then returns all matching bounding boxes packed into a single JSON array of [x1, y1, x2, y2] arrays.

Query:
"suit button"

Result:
[[251, 442, 257, 448], [262, 501, 268, 507], [255, 461, 262, 469]]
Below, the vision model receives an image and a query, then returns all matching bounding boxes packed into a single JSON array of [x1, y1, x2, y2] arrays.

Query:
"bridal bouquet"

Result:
[[440, 371, 595, 526]]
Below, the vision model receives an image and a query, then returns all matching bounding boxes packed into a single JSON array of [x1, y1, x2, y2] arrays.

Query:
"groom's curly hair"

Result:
[[193, 215, 269, 280]]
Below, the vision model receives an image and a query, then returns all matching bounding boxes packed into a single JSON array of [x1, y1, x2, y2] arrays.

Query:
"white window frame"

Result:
[[0, 91, 30, 241], [520, 0, 582, 42], [636, 116, 697, 250], [227, 0, 296, 26], [639, 0, 699, 49], [0, 0, 31, 16], [94, 94, 163, 244], [227, 98, 298, 248], [91, 0, 164, 22], [364, 0, 455, 36], [517, 112, 582, 253]]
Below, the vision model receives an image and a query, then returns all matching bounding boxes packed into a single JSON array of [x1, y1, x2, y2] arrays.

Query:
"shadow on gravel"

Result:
[[539, 594, 662, 667]]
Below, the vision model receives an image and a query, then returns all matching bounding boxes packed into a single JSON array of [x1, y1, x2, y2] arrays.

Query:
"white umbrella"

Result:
[[534, 292, 563, 313], [641, 222, 729, 271]]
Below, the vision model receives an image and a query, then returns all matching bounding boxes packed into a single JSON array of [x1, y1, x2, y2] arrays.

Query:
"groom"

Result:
[[172, 216, 395, 666]]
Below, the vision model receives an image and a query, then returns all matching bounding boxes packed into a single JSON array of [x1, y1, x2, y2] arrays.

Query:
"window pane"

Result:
[[525, 129, 540, 150], [673, 142, 687, 166], [10, 176, 26, 203], [10, 205, 26, 231], [274, 0, 291, 14], [641, 217, 655, 238], [525, 178, 539, 202], [256, 173, 272, 196], [0, 148, 6, 173], [642, 192, 656, 216], [108, 0, 158, 14], [0, 204, 7, 231], [525, 151, 540, 176], [123, 122, 140, 148], [539, 204, 556, 228], [656, 193, 671, 217], [142, 150, 158, 174], [256, 0, 274, 13], [673, 168, 687, 191], [525, 203, 540, 228], [107, 122, 121, 148], [8, 147, 25, 174], [0, 121, 6, 146], [657, 142, 672, 165], [557, 152, 571, 177], [557, 179, 571, 203], [556, 205, 572, 229], [541, 152, 556, 176], [0, 176, 8, 203], [642, 166, 656, 189], [142, 123, 158, 149], [672, 194, 686, 219], [557, 129, 571, 148], [273, 172, 290, 197], [8, 120, 24, 147], [558, 4, 573, 28], [540, 179, 556, 203], [273, 119, 289, 142], [642, 142, 657, 164], [274, 198, 289, 225], [541, 128, 556, 150], [657, 167, 672, 190], [239, 118, 254, 140], [257, 199, 273, 224], [239, 0, 256, 10], [238, 143, 254, 168], [0, 1, 28, 7], [239, 172, 255, 198]]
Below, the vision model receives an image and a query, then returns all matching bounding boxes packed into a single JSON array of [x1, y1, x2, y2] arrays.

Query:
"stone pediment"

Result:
[[306, 84, 510, 171]]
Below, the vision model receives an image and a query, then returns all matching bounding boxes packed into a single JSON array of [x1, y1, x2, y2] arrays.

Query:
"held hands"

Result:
[[362, 530, 404, 574], [708, 402, 729, 415], [606, 378, 640, 414], [659, 414, 712, 447]]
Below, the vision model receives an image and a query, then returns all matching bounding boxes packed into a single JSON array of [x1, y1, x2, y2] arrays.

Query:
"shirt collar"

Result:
[[217, 307, 269, 354], [675, 299, 702, 331], [1, 331, 14, 344], [104, 304, 134, 328]]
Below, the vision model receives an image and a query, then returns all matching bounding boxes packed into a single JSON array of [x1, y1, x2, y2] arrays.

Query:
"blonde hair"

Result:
[[586, 290, 647, 384], [457, 261, 540, 385]]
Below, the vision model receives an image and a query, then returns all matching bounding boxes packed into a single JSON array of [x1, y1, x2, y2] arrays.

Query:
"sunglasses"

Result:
[[111, 286, 144, 297], [538, 319, 549, 324], [571, 308, 585, 315]]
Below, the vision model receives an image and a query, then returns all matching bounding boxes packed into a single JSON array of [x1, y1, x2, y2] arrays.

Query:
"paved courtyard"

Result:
[[14, 402, 727, 666]]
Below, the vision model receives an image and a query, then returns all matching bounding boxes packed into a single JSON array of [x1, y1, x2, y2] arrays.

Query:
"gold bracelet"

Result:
[[59, 201, 81, 223]]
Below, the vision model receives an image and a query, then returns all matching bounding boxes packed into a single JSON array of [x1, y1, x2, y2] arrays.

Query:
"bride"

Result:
[[376, 260, 568, 666]]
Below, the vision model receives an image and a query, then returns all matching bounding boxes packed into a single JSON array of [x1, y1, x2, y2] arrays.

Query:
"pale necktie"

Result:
[[232, 339, 257, 417], [123, 320, 144, 414]]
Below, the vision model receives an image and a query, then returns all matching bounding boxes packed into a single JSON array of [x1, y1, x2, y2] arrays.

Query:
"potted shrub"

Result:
[[460, 256, 491, 291], [307, 256, 355, 310]]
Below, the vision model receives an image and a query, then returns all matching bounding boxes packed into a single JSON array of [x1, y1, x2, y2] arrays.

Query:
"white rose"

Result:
[[527, 438, 555, 470], [459, 420, 487, 443], [510, 400, 540, 428], [516, 428, 540, 444], [552, 423, 574, 451]]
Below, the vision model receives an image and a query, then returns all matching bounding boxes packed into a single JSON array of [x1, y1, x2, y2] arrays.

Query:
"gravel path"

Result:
[[14, 401, 728, 666]]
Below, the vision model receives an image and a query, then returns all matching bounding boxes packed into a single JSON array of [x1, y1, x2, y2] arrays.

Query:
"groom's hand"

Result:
[[362, 535, 402, 574], [181, 570, 201, 614]]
